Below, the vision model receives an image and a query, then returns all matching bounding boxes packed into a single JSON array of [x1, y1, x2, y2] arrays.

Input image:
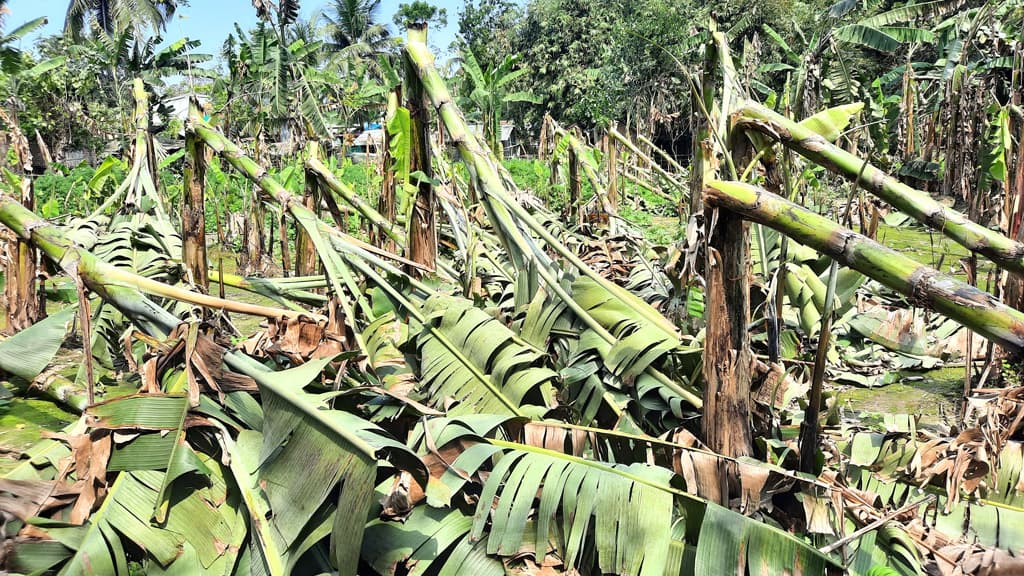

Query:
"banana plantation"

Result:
[[1, 0, 1024, 574]]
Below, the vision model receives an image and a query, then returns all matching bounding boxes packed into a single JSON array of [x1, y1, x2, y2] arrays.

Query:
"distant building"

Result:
[[447, 122, 522, 157], [344, 120, 522, 164], [347, 128, 385, 164], [156, 94, 212, 136], [466, 122, 515, 143]]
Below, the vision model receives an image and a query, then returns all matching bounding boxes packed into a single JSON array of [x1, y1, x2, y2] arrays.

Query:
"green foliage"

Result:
[[457, 0, 522, 72], [4, 5, 1024, 576], [64, 0, 179, 39], [503, 158, 551, 196], [460, 48, 539, 156], [392, 1, 448, 29], [0, 16, 50, 75], [34, 164, 113, 215]]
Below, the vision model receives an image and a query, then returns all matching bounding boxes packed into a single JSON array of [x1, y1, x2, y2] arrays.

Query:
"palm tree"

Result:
[[324, 0, 391, 60], [64, 0, 179, 39]]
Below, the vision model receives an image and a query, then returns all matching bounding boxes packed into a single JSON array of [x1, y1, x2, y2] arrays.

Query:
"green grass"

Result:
[[208, 245, 281, 336], [501, 158, 683, 244], [838, 366, 963, 427], [875, 222, 993, 283], [0, 395, 77, 474]]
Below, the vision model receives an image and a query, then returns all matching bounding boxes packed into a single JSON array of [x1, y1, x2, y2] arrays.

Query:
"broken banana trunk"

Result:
[[704, 181, 1024, 353], [735, 101, 1024, 277]]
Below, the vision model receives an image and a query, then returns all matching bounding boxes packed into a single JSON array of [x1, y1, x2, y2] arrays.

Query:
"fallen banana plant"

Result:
[[704, 181, 1024, 352]]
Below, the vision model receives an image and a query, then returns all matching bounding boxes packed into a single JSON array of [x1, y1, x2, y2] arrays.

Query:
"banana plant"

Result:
[[459, 48, 541, 157]]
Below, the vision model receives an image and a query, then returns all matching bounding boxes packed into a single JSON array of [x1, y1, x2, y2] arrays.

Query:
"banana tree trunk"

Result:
[[702, 138, 753, 459], [605, 130, 618, 208], [277, 208, 290, 277], [296, 142, 321, 277], [3, 176, 42, 333], [403, 26, 536, 273], [637, 133, 686, 174], [402, 29, 700, 408], [735, 101, 1024, 277], [376, 88, 400, 253], [305, 156, 404, 247], [0, 194, 313, 325], [609, 127, 686, 195], [553, 123, 616, 226], [705, 181, 1024, 353], [403, 26, 437, 275], [689, 30, 717, 216], [241, 192, 266, 276], [182, 100, 209, 290], [568, 143, 580, 225]]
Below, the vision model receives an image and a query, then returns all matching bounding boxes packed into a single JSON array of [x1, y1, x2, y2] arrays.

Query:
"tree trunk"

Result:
[[568, 145, 580, 225], [701, 132, 752, 459], [606, 130, 618, 209], [305, 157, 401, 245], [705, 180, 1024, 353], [377, 88, 400, 253], [701, 205, 753, 458], [736, 101, 1024, 277], [182, 104, 209, 291], [689, 31, 717, 218], [240, 188, 266, 276], [403, 24, 437, 275], [610, 127, 686, 195], [296, 142, 321, 276], [553, 124, 615, 226], [277, 209, 290, 278], [3, 177, 42, 333]]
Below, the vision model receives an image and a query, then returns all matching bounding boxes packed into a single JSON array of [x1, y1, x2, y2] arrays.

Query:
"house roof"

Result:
[[466, 122, 514, 142], [158, 94, 212, 126], [352, 129, 385, 146]]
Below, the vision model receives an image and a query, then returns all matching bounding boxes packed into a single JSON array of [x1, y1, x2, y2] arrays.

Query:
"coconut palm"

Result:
[[324, 0, 391, 59], [64, 0, 179, 39]]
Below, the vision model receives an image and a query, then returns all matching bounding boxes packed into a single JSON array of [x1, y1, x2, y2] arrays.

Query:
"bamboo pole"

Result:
[[705, 181, 1024, 352], [735, 101, 1024, 277]]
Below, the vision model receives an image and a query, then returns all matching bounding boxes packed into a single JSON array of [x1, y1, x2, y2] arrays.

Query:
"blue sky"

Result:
[[5, 0, 468, 61]]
